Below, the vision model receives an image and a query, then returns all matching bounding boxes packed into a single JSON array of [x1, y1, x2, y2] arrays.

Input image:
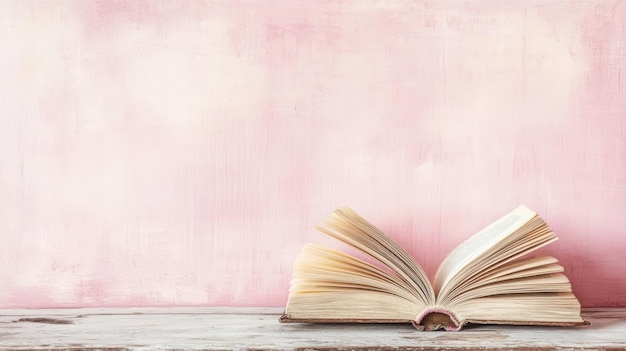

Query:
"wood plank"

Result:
[[0, 308, 624, 350]]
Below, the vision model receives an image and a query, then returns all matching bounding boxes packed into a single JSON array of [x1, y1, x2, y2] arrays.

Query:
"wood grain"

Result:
[[0, 307, 624, 350]]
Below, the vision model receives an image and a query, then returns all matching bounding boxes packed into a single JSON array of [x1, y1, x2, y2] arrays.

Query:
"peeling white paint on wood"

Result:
[[0, 308, 624, 350]]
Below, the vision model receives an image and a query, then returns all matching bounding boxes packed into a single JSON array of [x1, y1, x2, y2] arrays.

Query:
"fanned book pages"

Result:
[[280, 205, 586, 331]]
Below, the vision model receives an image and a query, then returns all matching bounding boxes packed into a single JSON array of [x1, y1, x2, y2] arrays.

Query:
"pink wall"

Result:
[[0, 1, 624, 308]]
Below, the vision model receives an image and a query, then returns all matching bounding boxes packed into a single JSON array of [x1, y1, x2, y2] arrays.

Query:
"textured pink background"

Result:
[[0, 1, 625, 308]]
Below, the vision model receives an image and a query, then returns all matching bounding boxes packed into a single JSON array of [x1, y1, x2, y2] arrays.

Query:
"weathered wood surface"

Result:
[[0, 308, 624, 350]]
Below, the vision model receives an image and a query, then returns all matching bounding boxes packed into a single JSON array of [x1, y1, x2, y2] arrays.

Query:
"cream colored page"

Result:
[[318, 207, 435, 304], [433, 205, 536, 293], [285, 291, 423, 321], [450, 293, 584, 324]]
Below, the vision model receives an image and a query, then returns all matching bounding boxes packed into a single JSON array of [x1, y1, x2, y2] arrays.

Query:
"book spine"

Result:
[[413, 307, 462, 331]]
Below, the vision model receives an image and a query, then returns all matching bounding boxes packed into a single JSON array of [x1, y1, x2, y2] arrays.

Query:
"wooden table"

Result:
[[0, 307, 624, 350]]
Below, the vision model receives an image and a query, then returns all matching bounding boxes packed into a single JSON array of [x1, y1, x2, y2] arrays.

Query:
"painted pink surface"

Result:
[[0, 1, 624, 308]]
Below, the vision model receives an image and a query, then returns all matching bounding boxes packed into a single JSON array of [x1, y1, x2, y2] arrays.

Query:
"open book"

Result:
[[280, 205, 586, 330]]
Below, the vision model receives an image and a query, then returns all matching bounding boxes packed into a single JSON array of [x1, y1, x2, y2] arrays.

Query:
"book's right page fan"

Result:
[[426, 205, 586, 330]]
